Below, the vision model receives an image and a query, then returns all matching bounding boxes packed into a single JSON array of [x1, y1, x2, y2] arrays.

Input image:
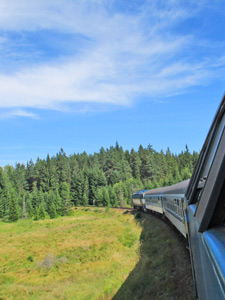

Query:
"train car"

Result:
[[144, 186, 168, 214], [185, 94, 225, 300], [162, 179, 190, 237], [132, 94, 225, 299], [144, 180, 189, 237], [132, 190, 148, 211]]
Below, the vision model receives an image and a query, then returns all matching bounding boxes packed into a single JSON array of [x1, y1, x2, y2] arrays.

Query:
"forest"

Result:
[[0, 143, 198, 222]]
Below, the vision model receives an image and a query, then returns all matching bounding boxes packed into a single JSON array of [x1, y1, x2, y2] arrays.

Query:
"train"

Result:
[[132, 94, 225, 300]]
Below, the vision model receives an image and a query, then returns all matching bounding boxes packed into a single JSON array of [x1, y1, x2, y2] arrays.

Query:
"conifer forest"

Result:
[[0, 143, 198, 222]]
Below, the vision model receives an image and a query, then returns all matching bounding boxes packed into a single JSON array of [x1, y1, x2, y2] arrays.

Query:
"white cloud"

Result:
[[0, 109, 38, 119], [0, 0, 224, 113]]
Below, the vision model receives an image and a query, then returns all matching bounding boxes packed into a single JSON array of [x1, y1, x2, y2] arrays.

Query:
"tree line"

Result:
[[0, 143, 198, 222]]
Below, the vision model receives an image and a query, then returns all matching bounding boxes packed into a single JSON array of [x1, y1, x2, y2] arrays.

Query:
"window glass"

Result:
[[201, 114, 225, 180]]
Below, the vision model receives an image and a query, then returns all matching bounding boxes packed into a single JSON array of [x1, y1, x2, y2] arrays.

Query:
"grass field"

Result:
[[0, 208, 194, 300], [0, 208, 142, 300]]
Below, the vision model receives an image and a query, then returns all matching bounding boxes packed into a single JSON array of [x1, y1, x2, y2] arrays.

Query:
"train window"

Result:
[[186, 96, 225, 205], [199, 113, 225, 185], [196, 126, 225, 232], [209, 179, 225, 227]]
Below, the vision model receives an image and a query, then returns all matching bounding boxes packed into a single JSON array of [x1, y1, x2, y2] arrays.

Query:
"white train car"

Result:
[[144, 186, 168, 214], [162, 180, 190, 237], [143, 180, 189, 237]]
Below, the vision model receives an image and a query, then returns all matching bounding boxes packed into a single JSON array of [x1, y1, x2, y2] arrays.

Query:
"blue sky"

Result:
[[0, 0, 225, 166]]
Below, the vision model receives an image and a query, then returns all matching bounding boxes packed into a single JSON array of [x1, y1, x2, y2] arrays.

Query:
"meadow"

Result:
[[0, 208, 141, 300], [0, 208, 194, 300]]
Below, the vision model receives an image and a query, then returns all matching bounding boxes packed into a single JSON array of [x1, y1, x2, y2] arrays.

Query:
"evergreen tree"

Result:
[[82, 177, 89, 206], [22, 197, 27, 219], [130, 149, 141, 179], [31, 182, 39, 208], [95, 188, 103, 206], [70, 171, 83, 206], [34, 206, 40, 221], [38, 203, 46, 220], [60, 182, 71, 215], [8, 189, 19, 222], [55, 189, 62, 215], [0, 197, 3, 218], [25, 194, 34, 218], [49, 202, 57, 219], [108, 186, 118, 207], [0, 143, 199, 215], [102, 187, 110, 206]]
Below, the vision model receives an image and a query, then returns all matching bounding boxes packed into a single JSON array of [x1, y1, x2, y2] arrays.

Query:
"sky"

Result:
[[0, 0, 225, 166]]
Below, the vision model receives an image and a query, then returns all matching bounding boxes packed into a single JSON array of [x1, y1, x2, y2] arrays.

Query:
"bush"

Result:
[[135, 212, 142, 219], [119, 229, 139, 248], [2, 215, 9, 223], [27, 255, 34, 262]]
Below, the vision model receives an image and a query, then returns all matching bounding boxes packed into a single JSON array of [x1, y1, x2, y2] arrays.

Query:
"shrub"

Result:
[[135, 212, 142, 219]]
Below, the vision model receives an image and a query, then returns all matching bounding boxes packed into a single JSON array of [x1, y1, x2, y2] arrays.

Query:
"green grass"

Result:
[[0, 209, 195, 300], [0, 208, 141, 300]]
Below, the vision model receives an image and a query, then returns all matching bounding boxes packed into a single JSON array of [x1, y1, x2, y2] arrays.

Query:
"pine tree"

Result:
[[108, 186, 118, 207], [38, 203, 46, 220], [95, 188, 103, 206], [49, 202, 57, 219], [102, 187, 110, 206], [25, 193, 34, 217], [55, 189, 62, 215], [82, 177, 89, 206], [70, 171, 83, 206], [22, 197, 27, 219], [0, 197, 3, 218], [31, 182, 39, 208], [130, 149, 141, 179], [8, 189, 19, 222], [34, 206, 40, 220], [60, 182, 71, 215]]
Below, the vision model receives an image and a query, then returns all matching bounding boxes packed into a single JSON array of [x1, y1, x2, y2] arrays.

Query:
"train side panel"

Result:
[[162, 180, 190, 237], [145, 195, 163, 214], [163, 194, 186, 237], [144, 186, 168, 215], [187, 205, 225, 300], [185, 94, 225, 299]]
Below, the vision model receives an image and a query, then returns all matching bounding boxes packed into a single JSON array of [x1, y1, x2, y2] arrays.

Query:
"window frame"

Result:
[[196, 127, 225, 232], [186, 95, 225, 205]]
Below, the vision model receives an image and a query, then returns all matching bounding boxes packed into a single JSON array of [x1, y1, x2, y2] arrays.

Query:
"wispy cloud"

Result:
[[0, 0, 224, 113], [0, 109, 38, 119]]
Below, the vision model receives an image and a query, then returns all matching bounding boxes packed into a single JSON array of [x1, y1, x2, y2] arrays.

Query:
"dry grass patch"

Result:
[[0, 208, 141, 300]]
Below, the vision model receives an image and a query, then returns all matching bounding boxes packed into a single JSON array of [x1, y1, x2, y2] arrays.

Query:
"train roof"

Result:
[[144, 179, 190, 197], [144, 186, 169, 196], [132, 189, 149, 196], [163, 179, 190, 195]]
